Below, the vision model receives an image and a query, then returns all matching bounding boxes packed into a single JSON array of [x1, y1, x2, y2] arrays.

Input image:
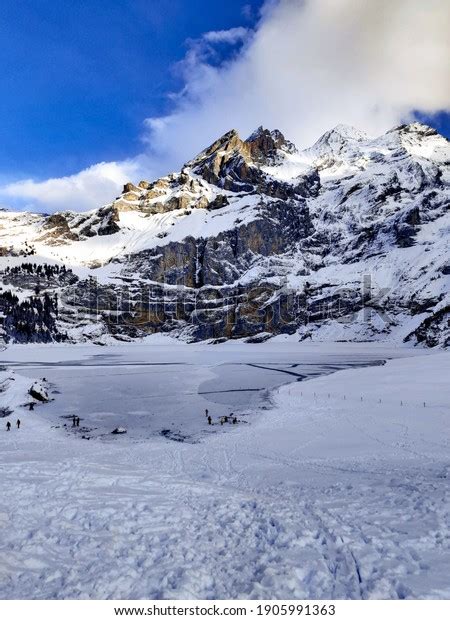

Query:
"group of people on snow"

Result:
[[6, 412, 81, 432], [204, 409, 238, 426], [6, 403, 239, 433], [6, 419, 20, 431], [6, 396, 37, 431]]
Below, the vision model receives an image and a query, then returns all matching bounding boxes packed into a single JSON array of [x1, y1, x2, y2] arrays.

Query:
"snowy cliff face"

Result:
[[0, 122, 449, 346]]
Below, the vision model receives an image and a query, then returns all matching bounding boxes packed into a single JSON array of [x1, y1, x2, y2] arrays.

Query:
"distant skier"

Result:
[[76, 417, 80, 427], [232, 417, 237, 425], [207, 416, 212, 425], [16, 419, 20, 429], [205, 409, 209, 418], [28, 402, 34, 411], [6, 421, 11, 431], [72, 416, 77, 427]]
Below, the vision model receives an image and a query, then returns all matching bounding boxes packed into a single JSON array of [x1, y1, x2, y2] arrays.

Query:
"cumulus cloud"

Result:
[[0, 158, 151, 213], [202, 27, 249, 44], [144, 0, 450, 172], [2, 0, 449, 212]]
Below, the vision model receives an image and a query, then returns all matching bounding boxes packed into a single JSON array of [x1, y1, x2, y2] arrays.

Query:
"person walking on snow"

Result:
[[6, 421, 11, 431], [207, 416, 212, 425], [76, 417, 80, 427], [72, 415, 76, 427], [205, 409, 209, 417], [28, 402, 34, 411], [16, 419, 20, 429]]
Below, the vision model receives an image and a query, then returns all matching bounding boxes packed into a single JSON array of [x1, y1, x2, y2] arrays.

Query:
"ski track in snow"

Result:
[[0, 344, 449, 600]]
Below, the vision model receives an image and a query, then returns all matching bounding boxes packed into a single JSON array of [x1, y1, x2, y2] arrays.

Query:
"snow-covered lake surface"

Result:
[[0, 342, 449, 599], [0, 341, 415, 441]]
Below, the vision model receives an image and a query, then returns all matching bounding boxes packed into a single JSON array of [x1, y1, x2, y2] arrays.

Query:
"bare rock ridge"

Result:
[[0, 122, 448, 346]]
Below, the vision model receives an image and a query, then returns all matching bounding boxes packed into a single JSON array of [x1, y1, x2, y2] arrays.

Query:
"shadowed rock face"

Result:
[[40, 206, 120, 243], [122, 199, 312, 287], [187, 127, 316, 198], [0, 122, 449, 346], [41, 214, 79, 242], [246, 127, 297, 163]]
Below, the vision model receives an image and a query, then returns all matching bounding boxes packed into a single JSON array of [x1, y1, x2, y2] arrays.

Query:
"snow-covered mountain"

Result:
[[0, 122, 448, 346]]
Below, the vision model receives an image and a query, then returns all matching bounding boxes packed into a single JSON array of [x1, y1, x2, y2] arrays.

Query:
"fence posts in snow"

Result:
[[298, 391, 432, 410]]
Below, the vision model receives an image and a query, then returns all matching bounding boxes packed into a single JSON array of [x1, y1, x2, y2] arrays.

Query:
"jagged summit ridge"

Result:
[[0, 121, 448, 347], [187, 125, 296, 176], [114, 121, 448, 208], [388, 121, 439, 138], [312, 124, 370, 146], [245, 126, 297, 161]]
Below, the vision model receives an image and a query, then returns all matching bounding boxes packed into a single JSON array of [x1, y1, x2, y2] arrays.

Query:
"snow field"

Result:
[[0, 347, 449, 599]]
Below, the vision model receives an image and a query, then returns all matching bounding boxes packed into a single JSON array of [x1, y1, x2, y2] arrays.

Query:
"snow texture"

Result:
[[0, 343, 449, 599]]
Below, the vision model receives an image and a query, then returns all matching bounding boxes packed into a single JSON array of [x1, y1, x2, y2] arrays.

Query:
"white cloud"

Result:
[[202, 27, 249, 44], [0, 158, 151, 213], [2, 0, 449, 213], [144, 0, 450, 172]]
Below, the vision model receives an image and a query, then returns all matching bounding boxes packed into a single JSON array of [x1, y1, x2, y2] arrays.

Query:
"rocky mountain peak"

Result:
[[300, 124, 369, 169], [184, 129, 247, 185], [245, 126, 297, 162], [308, 124, 369, 152], [328, 124, 369, 141], [389, 122, 439, 139], [189, 126, 299, 171], [188, 129, 244, 167], [185, 126, 301, 188], [385, 122, 449, 162]]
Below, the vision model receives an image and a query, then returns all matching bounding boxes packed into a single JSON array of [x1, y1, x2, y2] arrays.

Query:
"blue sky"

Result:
[[0, 0, 262, 180], [0, 0, 448, 212]]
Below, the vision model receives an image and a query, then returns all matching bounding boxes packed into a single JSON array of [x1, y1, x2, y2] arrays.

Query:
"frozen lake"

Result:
[[0, 341, 422, 441]]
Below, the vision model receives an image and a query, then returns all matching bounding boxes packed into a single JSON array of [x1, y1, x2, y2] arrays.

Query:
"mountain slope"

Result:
[[0, 122, 448, 346]]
